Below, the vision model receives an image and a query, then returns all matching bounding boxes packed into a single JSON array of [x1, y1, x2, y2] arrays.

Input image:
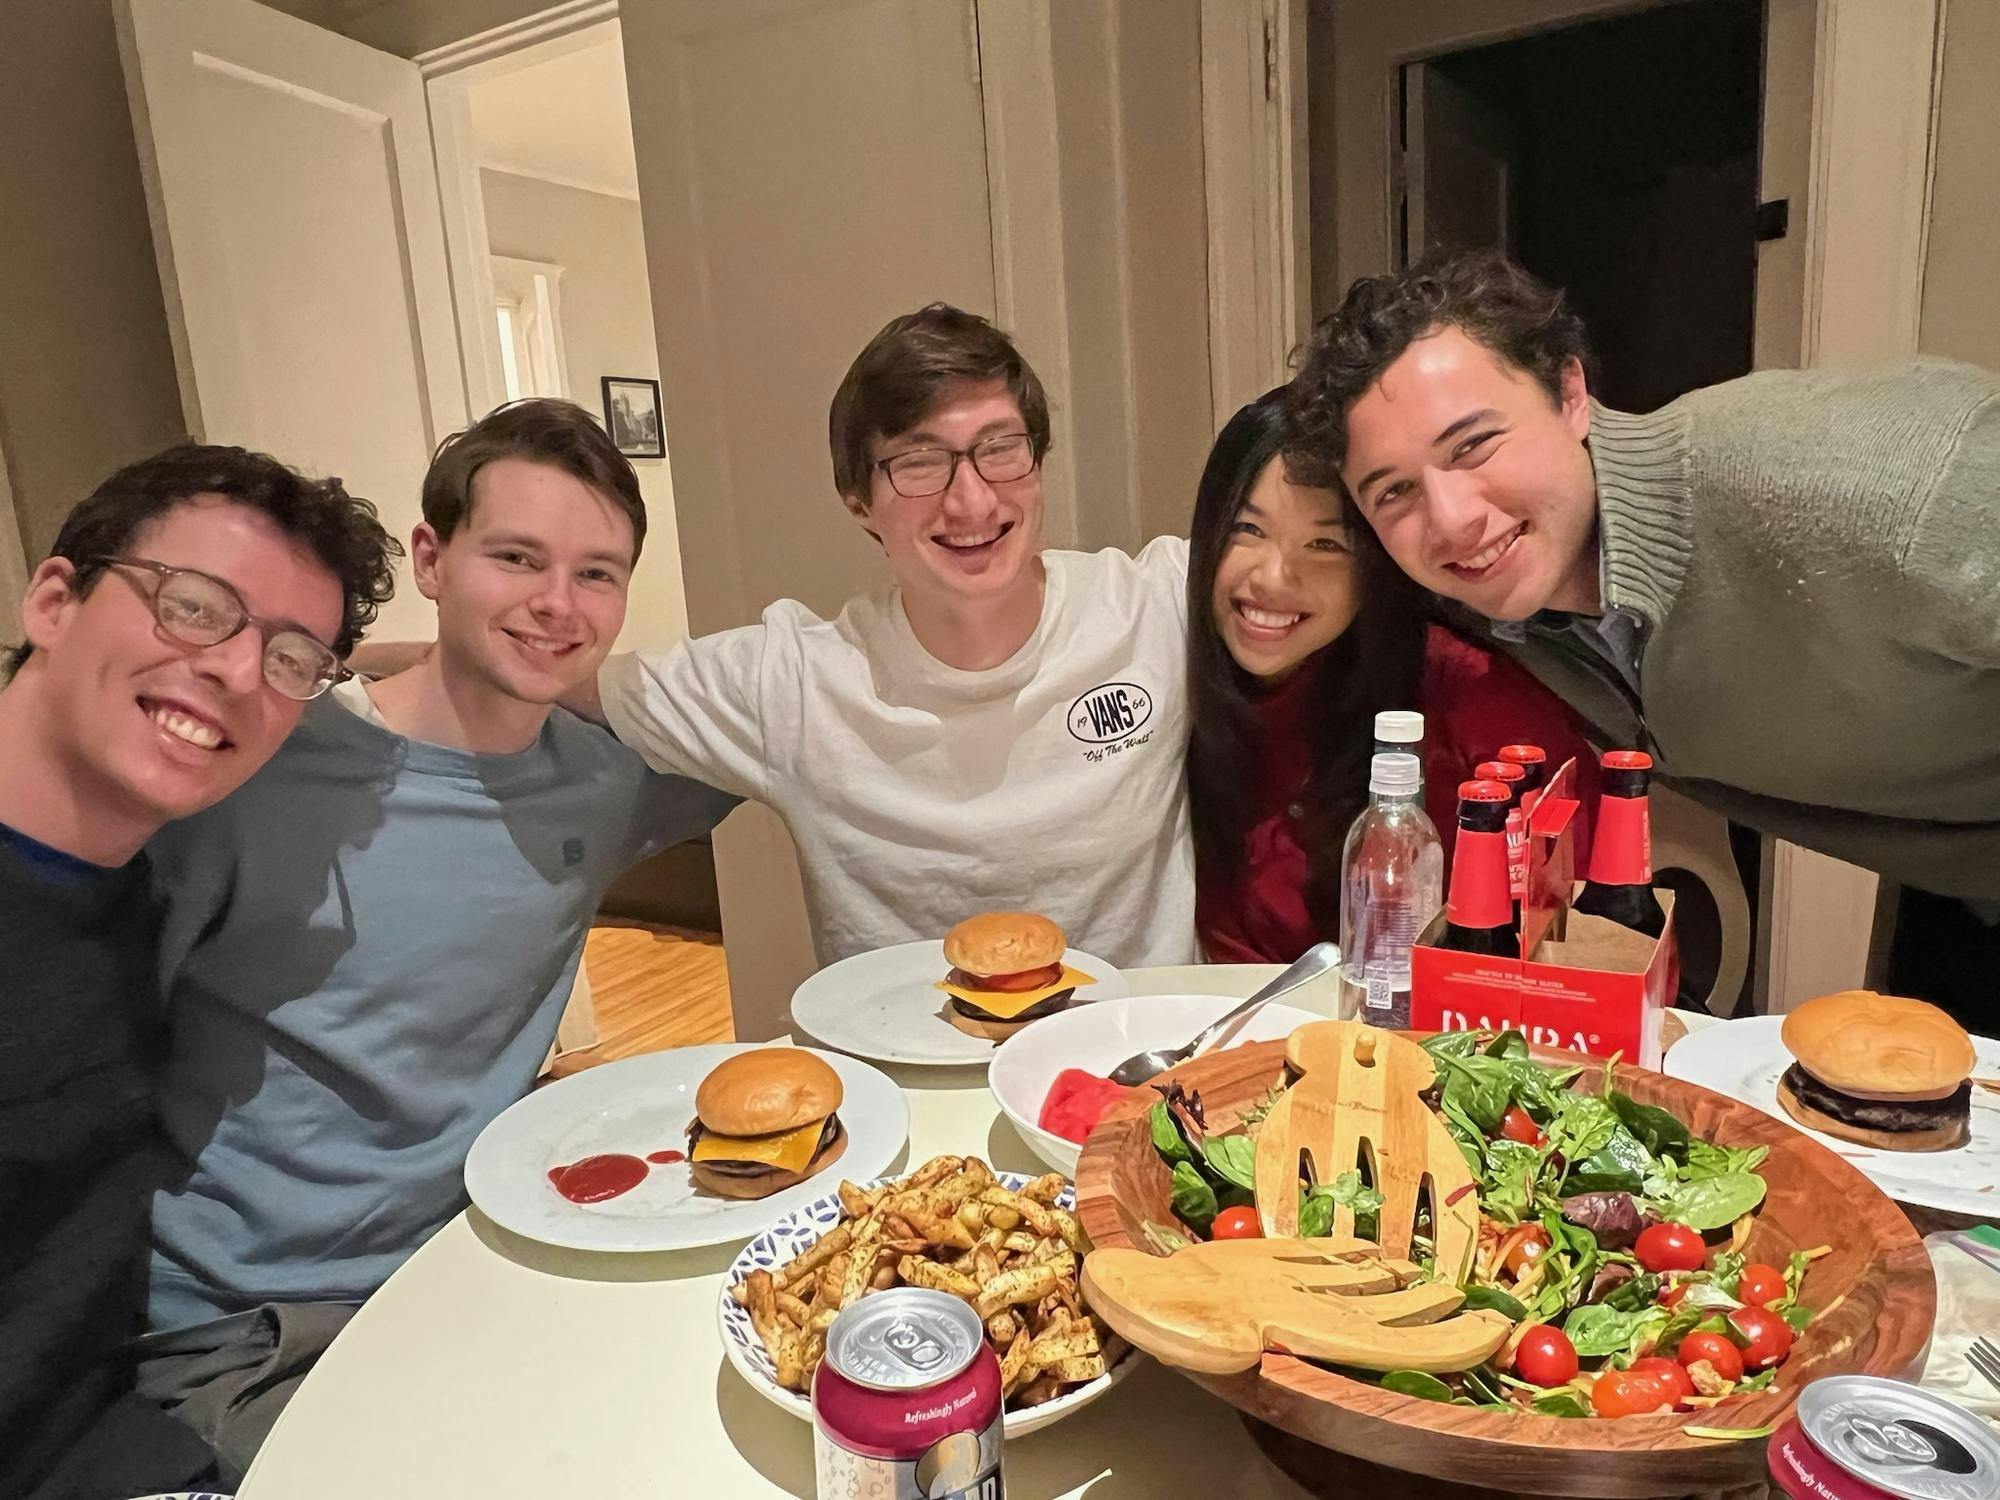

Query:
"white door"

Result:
[[620, 0, 998, 1035], [115, 0, 467, 639]]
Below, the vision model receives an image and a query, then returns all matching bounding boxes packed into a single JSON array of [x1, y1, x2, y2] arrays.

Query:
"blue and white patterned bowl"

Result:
[[717, 1172, 1139, 1437]]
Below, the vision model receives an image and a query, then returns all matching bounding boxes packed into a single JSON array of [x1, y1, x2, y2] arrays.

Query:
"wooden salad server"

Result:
[[1081, 1236, 1511, 1375], [1255, 1020, 1481, 1284]]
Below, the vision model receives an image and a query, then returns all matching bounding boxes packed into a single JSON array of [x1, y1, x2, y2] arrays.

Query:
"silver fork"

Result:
[[1969, 1336, 2000, 1394]]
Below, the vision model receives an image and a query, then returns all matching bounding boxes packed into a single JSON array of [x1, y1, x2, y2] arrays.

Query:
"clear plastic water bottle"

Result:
[[1373, 709, 1425, 772], [1338, 752, 1443, 1026]]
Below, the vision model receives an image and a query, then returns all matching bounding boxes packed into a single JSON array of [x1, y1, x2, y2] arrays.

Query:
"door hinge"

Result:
[[968, 0, 983, 87], [1263, 12, 1277, 101]]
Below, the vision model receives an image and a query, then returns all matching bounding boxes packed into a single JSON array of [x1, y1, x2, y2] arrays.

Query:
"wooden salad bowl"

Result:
[[1073, 1036, 1936, 1499]]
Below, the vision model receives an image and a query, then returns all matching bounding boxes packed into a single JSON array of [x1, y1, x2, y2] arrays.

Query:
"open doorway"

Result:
[[1399, 0, 1765, 413]]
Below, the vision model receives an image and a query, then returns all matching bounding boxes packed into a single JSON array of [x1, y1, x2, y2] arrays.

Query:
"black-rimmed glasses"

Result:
[[873, 432, 1037, 499], [95, 557, 345, 701]]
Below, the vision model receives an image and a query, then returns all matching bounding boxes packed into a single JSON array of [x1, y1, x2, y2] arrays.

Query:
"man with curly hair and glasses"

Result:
[[134, 399, 737, 1487], [0, 445, 398, 1499], [1286, 248, 2000, 918]]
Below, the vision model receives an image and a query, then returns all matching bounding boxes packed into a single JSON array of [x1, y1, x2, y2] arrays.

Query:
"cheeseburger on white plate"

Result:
[[686, 1048, 846, 1199], [937, 911, 1096, 1040], [1776, 989, 1975, 1152]]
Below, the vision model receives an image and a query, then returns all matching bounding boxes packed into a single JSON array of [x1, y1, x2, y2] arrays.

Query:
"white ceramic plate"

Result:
[[789, 940, 1129, 1067], [464, 1044, 909, 1252], [1665, 1014, 2000, 1217], [988, 993, 1327, 1175], [717, 1173, 1137, 1436]]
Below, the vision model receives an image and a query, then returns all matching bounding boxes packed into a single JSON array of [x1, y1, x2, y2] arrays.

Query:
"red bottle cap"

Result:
[[1474, 760, 1526, 785], [1602, 750, 1654, 771], [1497, 744, 1547, 765], [1457, 779, 1513, 803]]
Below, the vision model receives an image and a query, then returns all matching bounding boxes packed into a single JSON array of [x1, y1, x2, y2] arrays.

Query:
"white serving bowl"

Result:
[[987, 992, 1327, 1175]]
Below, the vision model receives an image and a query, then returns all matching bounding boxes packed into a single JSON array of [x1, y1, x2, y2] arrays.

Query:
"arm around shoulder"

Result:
[[595, 624, 787, 801]]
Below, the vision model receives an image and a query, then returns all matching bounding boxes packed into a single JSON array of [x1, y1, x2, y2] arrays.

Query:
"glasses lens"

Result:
[[264, 631, 339, 701], [153, 570, 243, 645], [885, 450, 953, 498], [971, 434, 1035, 483]]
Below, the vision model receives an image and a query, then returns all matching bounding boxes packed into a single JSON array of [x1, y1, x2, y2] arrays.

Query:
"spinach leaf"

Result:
[[1675, 1281, 1744, 1313], [1149, 1100, 1193, 1167], [1532, 1392, 1590, 1418], [1422, 1030, 1488, 1063], [1651, 1301, 1709, 1358], [1609, 1090, 1693, 1162], [1659, 1172, 1766, 1232], [1547, 1093, 1620, 1167], [1601, 1269, 1661, 1312], [1560, 1302, 1669, 1359], [1781, 1302, 1814, 1333], [1482, 1140, 1541, 1225], [1462, 1365, 1509, 1407], [1170, 1160, 1218, 1233], [1201, 1132, 1259, 1191], [1738, 1368, 1778, 1393], [1440, 1054, 1516, 1135], [1297, 1187, 1332, 1239], [1566, 1126, 1656, 1194], [1484, 1028, 1531, 1060], [1382, 1370, 1457, 1403], [1459, 1284, 1528, 1320], [1327, 1169, 1385, 1240], [1684, 1140, 1769, 1180], [1436, 1095, 1488, 1175]]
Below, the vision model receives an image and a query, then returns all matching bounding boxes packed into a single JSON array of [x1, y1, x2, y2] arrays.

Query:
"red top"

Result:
[[1196, 625, 1603, 963]]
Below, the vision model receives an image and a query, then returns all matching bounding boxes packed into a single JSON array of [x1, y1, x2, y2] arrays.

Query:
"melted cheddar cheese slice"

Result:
[[934, 965, 1097, 1020], [690, 1118, 826, 1173]]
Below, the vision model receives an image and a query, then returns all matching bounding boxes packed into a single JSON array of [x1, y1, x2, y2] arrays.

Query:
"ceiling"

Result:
[[467, 30, 639, 201]]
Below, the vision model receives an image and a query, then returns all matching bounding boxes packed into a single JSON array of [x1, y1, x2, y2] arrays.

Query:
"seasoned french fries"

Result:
[[734, 1153, 1115, 1408]]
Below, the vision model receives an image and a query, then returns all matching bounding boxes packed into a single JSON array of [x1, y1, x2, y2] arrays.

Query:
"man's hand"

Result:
[[346, 639, 433, 679]]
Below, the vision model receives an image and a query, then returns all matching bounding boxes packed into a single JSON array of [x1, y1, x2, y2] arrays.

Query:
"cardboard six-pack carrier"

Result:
[[1410, 759, 1680, 1069]]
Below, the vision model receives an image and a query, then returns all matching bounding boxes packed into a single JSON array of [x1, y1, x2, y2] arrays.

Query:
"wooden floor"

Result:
[[544, 921, 733, 1080]]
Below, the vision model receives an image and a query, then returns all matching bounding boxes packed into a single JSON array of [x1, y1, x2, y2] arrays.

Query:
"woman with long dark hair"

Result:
[[1188, 390, 1599, 962]]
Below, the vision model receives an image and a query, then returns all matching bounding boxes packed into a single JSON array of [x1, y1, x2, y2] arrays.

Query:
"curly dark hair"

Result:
[[828, 303, 1052, 509], [1285, 249, 1592, 491], [6, 443, 400, 676]]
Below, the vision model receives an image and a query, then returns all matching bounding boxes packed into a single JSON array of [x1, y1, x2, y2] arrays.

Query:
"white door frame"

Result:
[[1216, 0, 1949, 1009], [416, 0, 618, 422], [0, 435, 28, 634]]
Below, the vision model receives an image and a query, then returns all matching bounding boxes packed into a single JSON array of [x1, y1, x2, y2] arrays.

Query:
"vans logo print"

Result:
[[1068, 682, 1153, 743], [562, 837, 586, 868]]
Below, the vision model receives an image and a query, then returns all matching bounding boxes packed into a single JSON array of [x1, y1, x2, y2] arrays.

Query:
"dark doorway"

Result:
[[1400, 0, 1765, 413]]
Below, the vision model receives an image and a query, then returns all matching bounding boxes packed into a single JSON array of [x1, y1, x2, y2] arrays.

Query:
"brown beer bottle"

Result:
[[1436, 779, 1518, 956], [1495, 743, 1547, 812], [1573, 750, 1667, 939]]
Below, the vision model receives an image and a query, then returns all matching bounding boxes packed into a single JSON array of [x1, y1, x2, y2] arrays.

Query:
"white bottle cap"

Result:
[[1374, 710, 1424, 745], [1369, 752, 1421, 796]]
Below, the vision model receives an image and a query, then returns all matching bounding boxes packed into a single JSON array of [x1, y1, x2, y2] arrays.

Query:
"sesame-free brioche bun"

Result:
[[942, 911, 1067, 977], [1780, 990, 1975, 1099], [694, 1048, 844, 1137]]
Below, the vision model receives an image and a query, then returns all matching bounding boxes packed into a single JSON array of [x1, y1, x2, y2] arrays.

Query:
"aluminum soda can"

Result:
[[1767, 1375, 2000, 1500], [812, 1287, 1004, 1500]]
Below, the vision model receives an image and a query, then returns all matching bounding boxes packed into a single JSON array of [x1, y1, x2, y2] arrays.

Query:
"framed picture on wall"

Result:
[[601, 376, 664, 459]]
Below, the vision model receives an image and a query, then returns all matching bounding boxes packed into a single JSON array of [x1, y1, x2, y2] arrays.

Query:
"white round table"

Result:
[[237, 965, 1323, 1499]]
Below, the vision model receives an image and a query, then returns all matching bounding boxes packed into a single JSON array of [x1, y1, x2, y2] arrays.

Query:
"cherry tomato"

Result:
[[1728, 1305, 1795, 1370], [1590, 1367, 1677, 1418], [1499, 1105, 1545, 1147], [1658, 1278, 1690, 1310], [1211, 1205, 1263, 1240], [1634, 1222, 1706, 1274], [1500, 1224, 1551, 1278], [1626, 1357, 1695, 1407], [1677, 1330, 1745, 1384], [1735, 1262, 1787, 1308], [1512, 1325, 1579, 1387]]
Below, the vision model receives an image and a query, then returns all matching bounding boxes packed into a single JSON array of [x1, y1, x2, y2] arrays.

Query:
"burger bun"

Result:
[[943, 911, 1067, 977], [1779, 990, 1974, 1098], [694, 1048, 844, 1137]]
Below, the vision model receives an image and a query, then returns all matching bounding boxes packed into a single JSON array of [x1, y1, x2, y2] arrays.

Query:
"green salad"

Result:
[[1143, 1028, 1827, 1419]]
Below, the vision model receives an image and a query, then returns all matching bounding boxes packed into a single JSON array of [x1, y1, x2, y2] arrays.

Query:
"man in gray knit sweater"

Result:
[[1286, 250, 1999, 908]]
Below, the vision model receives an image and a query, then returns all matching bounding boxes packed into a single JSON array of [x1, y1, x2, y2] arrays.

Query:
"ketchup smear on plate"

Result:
[[546, 1148, 685, 1204]]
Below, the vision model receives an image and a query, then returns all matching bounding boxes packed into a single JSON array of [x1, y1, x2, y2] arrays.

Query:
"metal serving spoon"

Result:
[[1107, 941, 1341, 1087]]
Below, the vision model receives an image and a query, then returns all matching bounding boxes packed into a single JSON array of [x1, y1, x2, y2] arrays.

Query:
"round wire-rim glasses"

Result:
[[94, 556, 344, 701], [873, 432, 1037, 499]]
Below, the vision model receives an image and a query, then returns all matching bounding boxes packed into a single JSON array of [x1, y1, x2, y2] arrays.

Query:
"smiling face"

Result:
[[848, 378, 1044, 615], [19, 496, 344, 831], [1211, 457, 1363, 681], [414, 456, 634, 708], [1340, 326, 1601, 620]]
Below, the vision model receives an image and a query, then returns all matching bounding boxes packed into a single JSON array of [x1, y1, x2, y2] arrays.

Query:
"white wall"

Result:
[[480, 167, 689, 650]]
